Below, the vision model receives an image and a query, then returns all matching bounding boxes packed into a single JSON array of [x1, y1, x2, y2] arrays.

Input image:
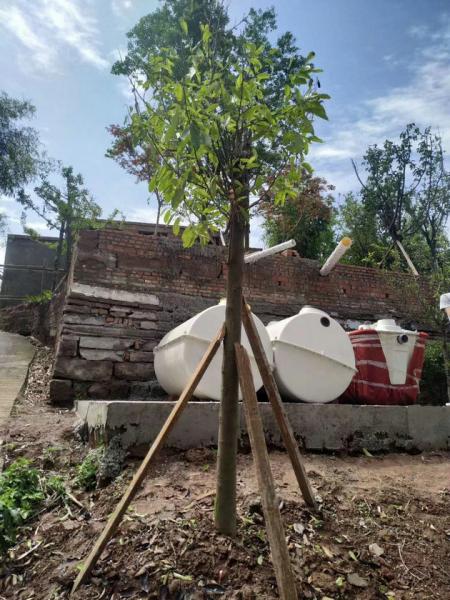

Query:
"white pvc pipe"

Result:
[[320, 237, 352, 276], [244, 239, 296, 264], [395, 240, 419, 277], [439, 293, 450, 320]]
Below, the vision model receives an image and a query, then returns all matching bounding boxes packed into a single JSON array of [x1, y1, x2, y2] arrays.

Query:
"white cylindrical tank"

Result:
[[154, 300, 273, 401], [267, 307, 356, 403]]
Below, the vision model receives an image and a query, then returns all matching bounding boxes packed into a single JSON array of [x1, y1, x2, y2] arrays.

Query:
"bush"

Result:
[[75, 448, 103, 491], [0, 458, 69, 554], [0, 459, 45, 552], [419, 340, 448, 405]]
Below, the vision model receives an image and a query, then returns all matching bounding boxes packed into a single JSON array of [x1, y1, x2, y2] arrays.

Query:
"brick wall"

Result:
[[49, 227, 431, 405]]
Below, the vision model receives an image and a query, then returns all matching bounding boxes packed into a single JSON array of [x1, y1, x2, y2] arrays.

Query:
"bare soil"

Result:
[[0, 342, 449, 600]]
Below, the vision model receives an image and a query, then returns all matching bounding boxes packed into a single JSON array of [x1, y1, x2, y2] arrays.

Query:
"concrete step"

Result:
[[76, 400, 450, 454]]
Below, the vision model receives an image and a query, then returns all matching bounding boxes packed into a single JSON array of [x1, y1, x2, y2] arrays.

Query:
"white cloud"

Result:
[[0, 0, 108, 74], [311, 17, 450, 195], [112, 0, 133, 17], [126, 206, 160, 223]]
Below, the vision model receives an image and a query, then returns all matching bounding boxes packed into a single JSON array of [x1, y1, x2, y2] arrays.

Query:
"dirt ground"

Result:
[[0, 342, 449, 600]]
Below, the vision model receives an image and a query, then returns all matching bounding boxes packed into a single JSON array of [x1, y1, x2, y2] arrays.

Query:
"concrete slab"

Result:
[[0, 332, 35, 426], [76, 400, 450, 453]]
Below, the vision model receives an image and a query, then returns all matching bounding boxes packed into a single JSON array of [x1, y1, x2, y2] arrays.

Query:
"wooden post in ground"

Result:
[[241, 297, 317, 510], [71, 325, 226, 595], [235, 343, 298, 600]]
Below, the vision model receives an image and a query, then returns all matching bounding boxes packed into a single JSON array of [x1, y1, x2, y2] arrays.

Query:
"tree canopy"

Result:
[[18, 165, 118, 272], [108, 0, 314, 242], [0, 92, 46, 198], [260, 172, 336, 260]]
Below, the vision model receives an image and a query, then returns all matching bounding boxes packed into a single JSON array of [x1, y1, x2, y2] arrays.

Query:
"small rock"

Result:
[[369, 543, 384, 557], [347, 573, 369, 588]]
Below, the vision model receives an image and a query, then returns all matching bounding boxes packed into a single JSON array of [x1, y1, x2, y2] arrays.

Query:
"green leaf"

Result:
[[172, 218, 181, 236], [308, 102, 328, 120], [190, 122, 201, 150], [163, 209, 172, 225], [348, 550, 358, 562], [179, 18, 188, 34], [174, 83, 183, 103], [182, 226, 197, 247], [173, 572, 192, 581], [200, 23, 211, 46]]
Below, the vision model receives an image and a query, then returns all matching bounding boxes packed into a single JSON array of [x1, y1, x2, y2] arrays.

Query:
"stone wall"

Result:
[[0, 284, 66, 345], [49, 227, 432, 405]]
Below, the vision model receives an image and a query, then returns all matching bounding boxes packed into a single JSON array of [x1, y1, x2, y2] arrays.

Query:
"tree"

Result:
[[106, 124, 165, 232], [130, 17, 327, 534], [0, 212, 7, 243], [109, 1, 310, 246], [260, 172, 336, 260], [343, 124, 450, 274], [18, 165, 117, 274], [0, 92, 46, 197]]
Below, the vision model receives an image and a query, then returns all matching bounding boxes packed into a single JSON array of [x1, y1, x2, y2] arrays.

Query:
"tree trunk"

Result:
[[53, 221, 65, 290], [66, 221, 73, 272], [215, 198, 246, 536], [154, 191, 162, 235]]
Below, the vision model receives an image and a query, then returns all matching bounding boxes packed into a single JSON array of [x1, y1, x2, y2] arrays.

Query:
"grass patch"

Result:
[[0, 458, 67, 553]]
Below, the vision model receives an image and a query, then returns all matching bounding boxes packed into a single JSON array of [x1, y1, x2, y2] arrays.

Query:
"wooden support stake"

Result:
[[71, 325, 226, 595], [241, 297, 317, 510], [235, 344, 298, 600]]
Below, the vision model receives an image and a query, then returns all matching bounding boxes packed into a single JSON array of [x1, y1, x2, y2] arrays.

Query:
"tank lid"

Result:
[[361, 318, 419, 335]]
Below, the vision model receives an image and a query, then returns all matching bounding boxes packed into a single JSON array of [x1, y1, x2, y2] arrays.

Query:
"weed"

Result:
[[42, 446, 61, 468], [0, 459, 45, 552], [25, 289, 53, 304], [75, 448, 103, 491], [0, 458, 70, 554]]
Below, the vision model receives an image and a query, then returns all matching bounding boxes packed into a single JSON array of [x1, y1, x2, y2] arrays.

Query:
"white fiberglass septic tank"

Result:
[[358, 319, 419, 385], [266, 307, 356, 403], [154, 300, 273, 401]]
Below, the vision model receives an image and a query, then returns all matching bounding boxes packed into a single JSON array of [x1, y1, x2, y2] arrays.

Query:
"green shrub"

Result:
[[0, 459, 45, 552], [0, 459, 69, 554], [75, 448, 103, 491], [25, 289, 53, 304], [419, 340, 448, 405]]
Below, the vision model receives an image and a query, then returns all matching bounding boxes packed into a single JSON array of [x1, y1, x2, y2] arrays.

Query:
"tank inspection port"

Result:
[[320, 316, 331, 327]]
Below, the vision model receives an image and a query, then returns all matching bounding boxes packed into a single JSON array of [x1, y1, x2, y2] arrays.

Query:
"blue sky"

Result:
[[1, 0, 450, 256]]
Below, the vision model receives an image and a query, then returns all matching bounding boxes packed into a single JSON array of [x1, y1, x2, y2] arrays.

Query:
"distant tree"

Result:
[[0, 92, 47, 197], [260, 172, 336, 260], [109, 0, 311, 246], [0, 211, 7, 243], [106, 123, 165, 232], [342, 124, 450, 274], [18, 166, 119, 274]]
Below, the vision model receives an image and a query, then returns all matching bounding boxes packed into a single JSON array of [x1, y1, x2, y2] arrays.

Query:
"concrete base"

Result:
[[76, 400, 450, 453]]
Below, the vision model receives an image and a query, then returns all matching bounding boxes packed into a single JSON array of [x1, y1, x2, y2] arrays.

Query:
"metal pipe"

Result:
[[319, 237, 352, 276], [244, 239, 296, 264]]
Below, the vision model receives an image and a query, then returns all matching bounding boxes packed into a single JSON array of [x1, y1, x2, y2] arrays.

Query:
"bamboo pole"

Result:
[[241, 297, 317, 510], [235, 343, 298, 600], [71, 324, 225, 595]]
